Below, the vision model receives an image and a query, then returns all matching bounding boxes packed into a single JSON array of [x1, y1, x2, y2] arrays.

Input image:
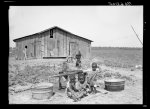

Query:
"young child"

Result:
[[75, 51, 82, 68], [87, 62, 102, 94]]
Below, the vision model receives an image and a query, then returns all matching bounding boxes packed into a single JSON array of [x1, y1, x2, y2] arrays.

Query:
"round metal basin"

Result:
[[31, 83, 53, 100], [104, 79, 125, 91]]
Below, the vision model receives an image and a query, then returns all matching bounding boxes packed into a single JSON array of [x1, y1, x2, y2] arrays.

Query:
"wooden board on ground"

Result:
[[96, 88, 109, 94]]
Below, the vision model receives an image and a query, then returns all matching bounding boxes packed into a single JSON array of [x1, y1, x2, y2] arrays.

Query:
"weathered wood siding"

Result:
[[15, 28, 91, 60], [15, 34, 42, 60], [55, 29, 65, 57], [56, 28, 91, 59]]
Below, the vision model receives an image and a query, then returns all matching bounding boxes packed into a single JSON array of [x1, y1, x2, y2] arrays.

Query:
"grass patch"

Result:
[[9, 63, 64, 86]]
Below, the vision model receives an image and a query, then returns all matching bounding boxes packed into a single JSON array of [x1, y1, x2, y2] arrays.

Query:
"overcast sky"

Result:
[[9, 6, 143, 47]]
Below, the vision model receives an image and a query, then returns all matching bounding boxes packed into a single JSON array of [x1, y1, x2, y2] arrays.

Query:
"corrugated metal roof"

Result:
[[13, 26, 93, 42]]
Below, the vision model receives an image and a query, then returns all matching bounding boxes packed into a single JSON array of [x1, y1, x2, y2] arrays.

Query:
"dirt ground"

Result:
[[9, 64, 143, 104]]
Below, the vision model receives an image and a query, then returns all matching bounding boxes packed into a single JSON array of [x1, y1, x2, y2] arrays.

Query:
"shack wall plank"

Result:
[[14, 27, 92, 60]]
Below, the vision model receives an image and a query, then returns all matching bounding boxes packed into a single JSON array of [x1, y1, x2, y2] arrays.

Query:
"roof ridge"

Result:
[[13, 26, 93, 42]]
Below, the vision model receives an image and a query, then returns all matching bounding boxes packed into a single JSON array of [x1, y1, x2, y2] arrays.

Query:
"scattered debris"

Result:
[[9, 83, 33, 94], [131, 68, 135, 71], [96, 88, 108, 94], [135, 65, 142, 70]]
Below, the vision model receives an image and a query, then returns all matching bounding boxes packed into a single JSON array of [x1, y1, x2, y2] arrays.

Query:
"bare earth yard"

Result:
[[9, 48, 143, 104], [9, 64, 143, 104]]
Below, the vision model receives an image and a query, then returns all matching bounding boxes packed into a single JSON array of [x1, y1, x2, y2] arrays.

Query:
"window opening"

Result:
[[50, 29, 53, 38]]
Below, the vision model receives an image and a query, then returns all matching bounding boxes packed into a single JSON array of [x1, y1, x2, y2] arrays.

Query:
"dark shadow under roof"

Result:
[[13, 26, 93, 42]]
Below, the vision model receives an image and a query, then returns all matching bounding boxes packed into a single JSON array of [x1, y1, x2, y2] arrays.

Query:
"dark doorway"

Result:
[[57, 40, 60, 56], [34, 40, 36, 58], [69, 42, 78, 57]]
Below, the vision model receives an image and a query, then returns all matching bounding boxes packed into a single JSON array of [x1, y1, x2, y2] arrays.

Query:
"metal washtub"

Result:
[[31, 83, 54, 100], [104, 79, 125, 91]]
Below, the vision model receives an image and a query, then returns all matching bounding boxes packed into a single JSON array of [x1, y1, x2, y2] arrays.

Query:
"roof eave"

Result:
[[13, 26, 93, 43], [55, 27, 93, 42]]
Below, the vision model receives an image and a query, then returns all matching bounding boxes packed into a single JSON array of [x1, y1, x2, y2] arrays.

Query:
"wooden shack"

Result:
[[13, 26, 93, 60]]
